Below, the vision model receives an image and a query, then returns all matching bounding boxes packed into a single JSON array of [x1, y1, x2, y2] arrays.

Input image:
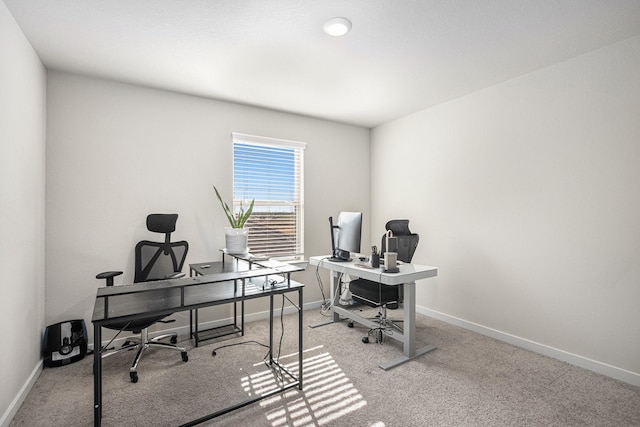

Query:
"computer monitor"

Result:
[[329, 212, 362, 261]]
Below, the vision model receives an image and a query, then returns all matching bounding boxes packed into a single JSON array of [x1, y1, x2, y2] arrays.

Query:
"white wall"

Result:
[[0, 2, 46, 424], [46, 71, 370, 340], [371, 36, 640, 382]]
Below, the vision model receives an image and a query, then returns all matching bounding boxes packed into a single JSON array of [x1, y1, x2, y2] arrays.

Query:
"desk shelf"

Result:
[[189, 261, 243, 346], [187, 257, 303, 346]]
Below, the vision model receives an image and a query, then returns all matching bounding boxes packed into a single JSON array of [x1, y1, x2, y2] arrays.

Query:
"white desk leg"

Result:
[[330, 271, 341, 322], [404, 281, 417, 357], [379, 280, 436, 370]]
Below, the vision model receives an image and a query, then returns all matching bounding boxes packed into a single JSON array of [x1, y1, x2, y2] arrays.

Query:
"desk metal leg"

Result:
[[93, 324, 102, 427], [405, 281, 417, 357], [378, 281, 436, 371], [241, 299, 245, 336], [298, 287, 303, 390], [195, 309, 199, 346], [269, 294, 274, 364], [189, 268, 195, 342]]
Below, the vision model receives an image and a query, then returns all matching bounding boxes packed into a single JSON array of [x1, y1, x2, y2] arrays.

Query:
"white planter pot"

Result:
[[225, 227, 249, 254]]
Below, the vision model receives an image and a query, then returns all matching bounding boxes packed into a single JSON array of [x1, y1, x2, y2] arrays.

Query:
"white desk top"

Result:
[[309, 255, 437, 285]]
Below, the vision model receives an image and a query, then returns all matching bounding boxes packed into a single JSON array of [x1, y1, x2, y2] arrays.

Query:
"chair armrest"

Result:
[[96, 271, 123, 287]]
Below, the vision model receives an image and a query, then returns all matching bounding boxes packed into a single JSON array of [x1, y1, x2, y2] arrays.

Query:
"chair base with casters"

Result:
[[348, 280, 404, 344], [101, 325, 188, 383], [96, 266, 188, 383]]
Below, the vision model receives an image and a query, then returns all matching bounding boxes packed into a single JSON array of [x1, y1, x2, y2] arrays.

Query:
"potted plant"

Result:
[[214, 185, 254, 254]]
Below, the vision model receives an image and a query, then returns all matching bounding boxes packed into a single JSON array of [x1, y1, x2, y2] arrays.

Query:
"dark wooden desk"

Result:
[[91, 265, 304, 426]]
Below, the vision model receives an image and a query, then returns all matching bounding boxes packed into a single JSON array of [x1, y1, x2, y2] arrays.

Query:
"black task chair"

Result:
[[96, 213, 189, 383], [349, 219, 419, 344]]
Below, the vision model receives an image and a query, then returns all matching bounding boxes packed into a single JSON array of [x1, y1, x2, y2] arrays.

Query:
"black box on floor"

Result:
[[43, 319, 88, 367]]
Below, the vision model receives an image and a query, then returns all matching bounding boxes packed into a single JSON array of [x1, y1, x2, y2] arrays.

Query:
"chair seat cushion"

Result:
[[349, 278, 399, 308], [104, 316, 166, 333]]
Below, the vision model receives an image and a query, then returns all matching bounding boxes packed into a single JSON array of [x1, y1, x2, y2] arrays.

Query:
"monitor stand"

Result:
[[329, 249, 350, 262], [328, 217, 350, 262]]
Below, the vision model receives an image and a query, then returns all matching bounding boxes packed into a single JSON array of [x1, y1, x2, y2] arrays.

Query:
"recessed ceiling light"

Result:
[[323, 17, 352, 37]]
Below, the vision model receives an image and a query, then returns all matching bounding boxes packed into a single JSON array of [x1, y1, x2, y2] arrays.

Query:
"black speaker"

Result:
[[43, 320, 88, 367]]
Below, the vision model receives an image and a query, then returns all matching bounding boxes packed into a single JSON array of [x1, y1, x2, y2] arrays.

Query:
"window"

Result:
[[232, 133, 306, 258]]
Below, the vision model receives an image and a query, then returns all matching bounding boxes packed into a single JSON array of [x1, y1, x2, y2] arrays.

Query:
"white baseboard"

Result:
[[86, 299, 639, 387], [417, 306, 640, 387], [0, 361, 42, 427]]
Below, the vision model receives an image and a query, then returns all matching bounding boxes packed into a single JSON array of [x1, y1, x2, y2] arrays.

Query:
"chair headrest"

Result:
[[147, 214, 178, 234], [385, 219, 412, 236]]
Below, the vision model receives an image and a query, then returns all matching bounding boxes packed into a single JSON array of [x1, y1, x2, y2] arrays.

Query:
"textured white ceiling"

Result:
[[5, 0, 640, 127]]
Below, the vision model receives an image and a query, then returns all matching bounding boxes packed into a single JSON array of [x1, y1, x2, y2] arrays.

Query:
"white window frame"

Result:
[[231, 132, 306, 260]]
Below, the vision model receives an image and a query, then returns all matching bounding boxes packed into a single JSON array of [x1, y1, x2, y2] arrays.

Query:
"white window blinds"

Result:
[[232, 133, 306, 258]]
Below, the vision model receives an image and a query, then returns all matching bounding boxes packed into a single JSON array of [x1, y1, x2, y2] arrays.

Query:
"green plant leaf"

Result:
[[214, 185, 254, 228]]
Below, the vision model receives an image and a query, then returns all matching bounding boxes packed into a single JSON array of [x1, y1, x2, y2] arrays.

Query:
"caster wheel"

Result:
[[170, 336, 178, 344], [181, 352, 188, 362], [362, 336, 369, 344], [130, 372, 138, 383], [376, 330, 384, 343], [347, 322, 354, 328]]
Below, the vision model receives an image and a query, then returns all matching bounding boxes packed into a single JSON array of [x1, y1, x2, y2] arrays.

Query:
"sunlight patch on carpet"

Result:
[[239, 345, 367, 426]]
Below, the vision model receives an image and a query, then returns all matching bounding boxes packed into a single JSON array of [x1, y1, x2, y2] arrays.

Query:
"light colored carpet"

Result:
[[10, 306, 640, 426]]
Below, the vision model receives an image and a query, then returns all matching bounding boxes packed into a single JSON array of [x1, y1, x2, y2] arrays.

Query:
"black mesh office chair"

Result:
[[96, 213, 189, 383], [349, 219, 419, 344]]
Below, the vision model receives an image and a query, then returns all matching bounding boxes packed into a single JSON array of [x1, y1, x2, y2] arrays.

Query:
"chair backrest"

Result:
[[381, 219, 419, 263], [134, 214, 189, 283]]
